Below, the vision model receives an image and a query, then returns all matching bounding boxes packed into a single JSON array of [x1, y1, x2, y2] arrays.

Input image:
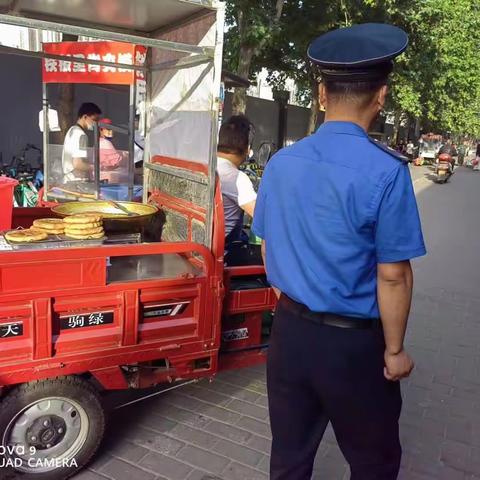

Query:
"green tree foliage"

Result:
[[224, 0, 285, 114], [224, 0, 480, 137]]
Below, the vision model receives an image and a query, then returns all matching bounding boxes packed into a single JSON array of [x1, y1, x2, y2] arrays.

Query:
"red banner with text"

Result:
[[42, 41, 147, 85]]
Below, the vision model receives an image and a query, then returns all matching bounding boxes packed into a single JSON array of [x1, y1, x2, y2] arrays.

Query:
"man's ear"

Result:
[[319, 82, 327, 109], [377, 85, 388, 110]]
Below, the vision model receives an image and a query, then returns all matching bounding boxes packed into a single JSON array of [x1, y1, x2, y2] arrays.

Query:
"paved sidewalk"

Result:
[[75, 285, 480, 480], [74, 169, 480, 480]]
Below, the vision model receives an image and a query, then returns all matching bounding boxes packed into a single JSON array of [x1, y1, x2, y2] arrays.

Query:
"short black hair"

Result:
[[324, 79, 387, 106], [218, 115, 253, 156], [77, 102, 102, 119]]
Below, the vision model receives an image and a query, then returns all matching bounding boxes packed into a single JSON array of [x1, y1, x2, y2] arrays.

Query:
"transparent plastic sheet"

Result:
[[145, 8, 222, 246], [46, 127, 132, 201], [149, 12, 217, 164]]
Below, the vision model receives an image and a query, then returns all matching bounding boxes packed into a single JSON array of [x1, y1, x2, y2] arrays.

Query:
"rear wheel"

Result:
[[0, 376, 105, 480]]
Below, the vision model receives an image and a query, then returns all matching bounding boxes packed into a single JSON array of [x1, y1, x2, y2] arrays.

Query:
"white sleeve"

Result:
[[72, 130, 88, 158], [236, 171, 257, 207]]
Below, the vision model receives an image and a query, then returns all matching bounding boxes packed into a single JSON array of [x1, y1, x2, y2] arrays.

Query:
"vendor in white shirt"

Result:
[[217, 115, 257, 249], [62, 102, 102, 183]]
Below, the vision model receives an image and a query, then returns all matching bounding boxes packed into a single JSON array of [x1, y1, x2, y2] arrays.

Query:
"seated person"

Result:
[[217, 115, 262, 266]]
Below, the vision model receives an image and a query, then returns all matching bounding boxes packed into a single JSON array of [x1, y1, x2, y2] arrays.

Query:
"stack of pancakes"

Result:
[[32, 218, 65, 235], [64, 214, 104, 239]]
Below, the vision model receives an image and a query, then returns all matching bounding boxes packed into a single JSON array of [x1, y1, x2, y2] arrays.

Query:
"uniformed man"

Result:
[[252, 24, 426, 480]]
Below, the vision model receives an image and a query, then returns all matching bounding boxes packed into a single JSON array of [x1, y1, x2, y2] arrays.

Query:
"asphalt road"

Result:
[[75, 165, 480, 480]]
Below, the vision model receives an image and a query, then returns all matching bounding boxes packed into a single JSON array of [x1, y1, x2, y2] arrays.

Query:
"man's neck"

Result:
[[77, 119, 88, 130], [324, 110, 375, 133], [218, 152, 244, 168]]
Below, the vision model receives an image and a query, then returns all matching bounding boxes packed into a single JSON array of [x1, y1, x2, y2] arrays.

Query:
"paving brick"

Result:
[[168, 423, 220, 449], [135, 415, 178, 435], [152, 405, 211, 429], [219, 374, 267, 395], [312, 454, 348, 479], [246, 434, 271, 455], [73, 471, 111, 480], [185, 470, 222, 480], [212, 438, 264, 467], [88, 453, 115, 473], [107, 441, 150, 463], [99, 458, 156, 480], [407, 455, 464, 480], [254, 395, 269, 408], [440, 439, 470, 471], [226, 399, 269, 420], [256, 456, 270, 474], [203, 420, 252, 444], [209, 380, 262, 403], [181, 386, 232, 407], [139, 452, 193, 480], [221, 463, 268, 480], [397, 470, 431, 480], [176, 446, 230, 475], [125, 426, 185, 456], [197, 404, 242, 424], [228, 369, 267, 383], [446, 418, 473, 445], [236, 416, 271, 439], [163, 392, 206, 412]]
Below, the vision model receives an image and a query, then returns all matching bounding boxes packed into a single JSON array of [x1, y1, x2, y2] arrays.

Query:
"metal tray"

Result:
[[2, 233, 106, 250]]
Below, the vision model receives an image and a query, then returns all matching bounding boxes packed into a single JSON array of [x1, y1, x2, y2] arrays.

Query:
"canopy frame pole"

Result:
[[93, 123, 100, 200], [204, 2, 225, 248], [150, 54, 212, 72], [0, 14, 214, 56], [128, 82, 137, 201], [42, 83, 49, 202]]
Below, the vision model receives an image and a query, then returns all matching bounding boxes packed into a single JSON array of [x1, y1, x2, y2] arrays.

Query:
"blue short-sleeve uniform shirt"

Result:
[[252, 121, 426, 319]]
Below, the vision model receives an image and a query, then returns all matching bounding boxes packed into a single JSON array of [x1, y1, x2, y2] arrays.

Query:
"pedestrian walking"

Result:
[[252, 23, 426, 480]]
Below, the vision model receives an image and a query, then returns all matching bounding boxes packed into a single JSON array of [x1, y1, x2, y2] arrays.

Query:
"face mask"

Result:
[[104, 134, 113, 139], [84, 117, 97, 131]]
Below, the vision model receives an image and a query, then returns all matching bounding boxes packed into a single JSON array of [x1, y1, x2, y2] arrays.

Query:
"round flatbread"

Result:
[[63, 221, 102, 231], [64, 231, 105, 240], [64, 214, 103, 224], [5, 228, 48, 243], [32, 218, 65, 230], [64, 226, 104, 235]]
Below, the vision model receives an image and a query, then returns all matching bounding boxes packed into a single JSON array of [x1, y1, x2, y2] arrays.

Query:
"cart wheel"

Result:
[[0, 376, 105, 480]]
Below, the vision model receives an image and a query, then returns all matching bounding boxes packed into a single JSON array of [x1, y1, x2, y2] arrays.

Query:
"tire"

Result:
[[0, 376, 105, 480]]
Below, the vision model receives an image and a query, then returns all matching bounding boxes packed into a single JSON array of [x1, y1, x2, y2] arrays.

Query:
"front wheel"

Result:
[[0, 376, 105, 480]]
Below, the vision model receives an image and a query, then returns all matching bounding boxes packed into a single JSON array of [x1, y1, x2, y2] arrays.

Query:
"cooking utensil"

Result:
[[106, 200, 139, 217], [51, 201, 158, 234]]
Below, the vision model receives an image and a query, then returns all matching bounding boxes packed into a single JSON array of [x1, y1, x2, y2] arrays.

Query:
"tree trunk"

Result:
[[414, 117, 421, 138], [57, 34, 78, 142], [231, 45, 254, 114], [58, 85, 75, 140], [392, 111, 401, 145], [307, 80, 319, 135], [231, 1, 285, 115]]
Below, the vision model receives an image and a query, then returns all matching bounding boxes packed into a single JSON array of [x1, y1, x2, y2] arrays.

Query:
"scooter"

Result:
[[434, 153, 453, 183]]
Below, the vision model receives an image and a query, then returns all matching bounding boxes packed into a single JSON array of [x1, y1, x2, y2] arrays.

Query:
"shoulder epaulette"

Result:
[[369, 138, 409, 163]]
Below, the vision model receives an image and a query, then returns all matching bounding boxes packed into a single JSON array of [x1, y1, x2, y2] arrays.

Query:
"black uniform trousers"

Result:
[[268, 296, 402, 480]]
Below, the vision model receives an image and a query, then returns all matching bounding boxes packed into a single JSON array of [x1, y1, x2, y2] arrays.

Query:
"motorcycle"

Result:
[[240, 141, 277, 192], [0, 144, 43, 206], [434, 153, 454, 183]]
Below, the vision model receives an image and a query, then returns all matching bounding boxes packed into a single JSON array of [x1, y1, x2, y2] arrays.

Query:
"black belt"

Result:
[[279, 295, 381, 330]]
